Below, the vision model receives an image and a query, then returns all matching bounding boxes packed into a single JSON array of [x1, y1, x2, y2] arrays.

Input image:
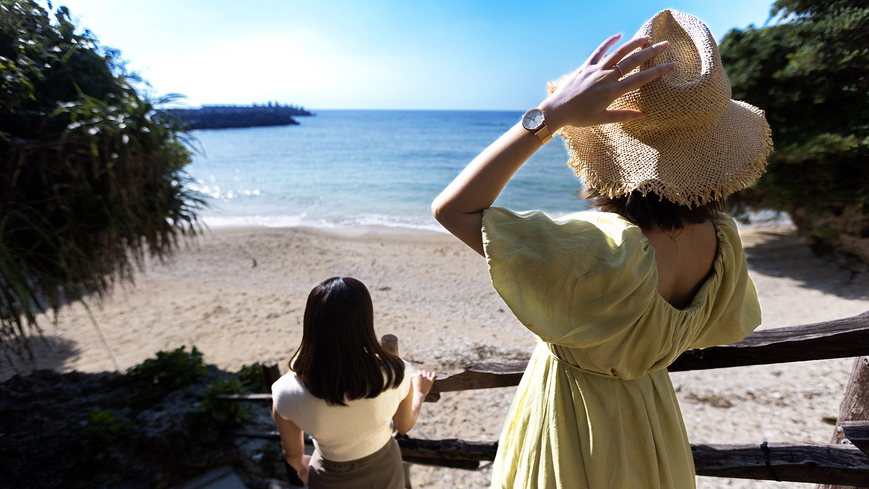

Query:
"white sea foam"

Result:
[[201, 212, 448, 234], [201, 215, 308, 228]]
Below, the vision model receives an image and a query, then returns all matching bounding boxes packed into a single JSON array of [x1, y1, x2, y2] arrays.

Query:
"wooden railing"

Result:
[[219, 310, 869, 486]]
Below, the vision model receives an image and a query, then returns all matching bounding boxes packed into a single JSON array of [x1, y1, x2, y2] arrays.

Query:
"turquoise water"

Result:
[[187, 110, 588, 232]]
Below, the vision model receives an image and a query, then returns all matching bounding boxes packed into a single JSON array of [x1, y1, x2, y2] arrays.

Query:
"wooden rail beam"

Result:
[[691, 442, 869, 486], [396, 436, 498, 462], [428, 310, 869, 395], [843, 421, 869, 457], [226, 430, 869, 485], [215, 311, 869, 401], [430, 361, 526, 394], [669, 311, 869, 371], [399, 440, 869, 485], [215, 393, 272, 402], [225, 430, 490, 469]]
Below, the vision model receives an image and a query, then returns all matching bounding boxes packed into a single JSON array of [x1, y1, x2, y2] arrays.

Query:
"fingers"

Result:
[[618, 61, 675, 92], [422, 371, 435, 385], [300, 457, 311, 483], [602, 36, 651, 69], [413, 370, 436, 382], [598, 109, 645, 124], [588, 33, 621, 65], [414, 370, 436, 395], [613, 40, 669, 74]]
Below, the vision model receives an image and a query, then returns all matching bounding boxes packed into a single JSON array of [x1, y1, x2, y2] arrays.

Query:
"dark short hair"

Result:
[[581, 188, 724, 230], [290, 277, 405, 407]]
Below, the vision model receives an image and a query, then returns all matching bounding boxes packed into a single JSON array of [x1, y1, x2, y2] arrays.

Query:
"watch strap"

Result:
[[534, 124, 553, 144]]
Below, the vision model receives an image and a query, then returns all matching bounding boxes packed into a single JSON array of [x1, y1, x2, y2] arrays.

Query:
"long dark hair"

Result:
[[290, 277, 405, 406], [582, 188, 724, 230]]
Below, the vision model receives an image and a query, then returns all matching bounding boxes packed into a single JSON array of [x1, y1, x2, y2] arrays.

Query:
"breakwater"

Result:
[[170, 104, 313, 130]]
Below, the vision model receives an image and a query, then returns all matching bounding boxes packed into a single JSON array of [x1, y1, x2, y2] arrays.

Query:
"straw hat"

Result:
[[549, 9, 772, 207]]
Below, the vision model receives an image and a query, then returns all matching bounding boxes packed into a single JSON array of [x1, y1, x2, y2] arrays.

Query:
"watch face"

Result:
[[522, 108, 544, 131]]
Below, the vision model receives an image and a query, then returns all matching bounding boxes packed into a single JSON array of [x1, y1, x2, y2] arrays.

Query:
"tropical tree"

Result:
[[0, 1, 203, 363], [720, 0, 869, 268]]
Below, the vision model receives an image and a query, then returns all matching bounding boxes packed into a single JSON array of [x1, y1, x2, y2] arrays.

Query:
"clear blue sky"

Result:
[[42, 0, 776, 110]]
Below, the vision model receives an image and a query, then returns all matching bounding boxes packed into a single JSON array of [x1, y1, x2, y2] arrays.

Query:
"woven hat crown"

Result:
[[549, 9, 772, 207], [619, 11, 730, 132]]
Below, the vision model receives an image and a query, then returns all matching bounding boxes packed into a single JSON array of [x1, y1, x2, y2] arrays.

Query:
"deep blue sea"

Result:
[[186, 110, 589, 232]]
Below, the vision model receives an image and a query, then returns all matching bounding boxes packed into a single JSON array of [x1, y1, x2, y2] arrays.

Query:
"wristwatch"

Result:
[[521, 107, 552, 144]]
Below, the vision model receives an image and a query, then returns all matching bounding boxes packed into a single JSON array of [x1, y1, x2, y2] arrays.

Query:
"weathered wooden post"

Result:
[[819, 355, 869, 489], [262, 359, 282, 388], [381, 334, 399, 356], [262, 359, 306, 487], [381, 334, 413, 489]]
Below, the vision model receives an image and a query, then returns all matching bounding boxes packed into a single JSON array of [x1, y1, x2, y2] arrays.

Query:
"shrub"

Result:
[[257, 442, 286, 479], [0, 0, 203, 362], [720, 0, 869, 267], [119, 346, 208, 408], [80, 410, 134, 464], [197, 377, 253, 429], [236, 362, 269, 394]]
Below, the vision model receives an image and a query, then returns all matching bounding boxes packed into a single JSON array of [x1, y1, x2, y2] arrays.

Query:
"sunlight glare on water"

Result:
[[186, 110, 586, 231]]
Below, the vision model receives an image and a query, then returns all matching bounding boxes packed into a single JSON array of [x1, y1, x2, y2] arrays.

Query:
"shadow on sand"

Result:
[[743, 230, 869, 301], [0, 333, 82, 382]]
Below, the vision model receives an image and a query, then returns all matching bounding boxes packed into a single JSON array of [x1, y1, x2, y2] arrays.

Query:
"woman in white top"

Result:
[[272, 276, 435, 488]]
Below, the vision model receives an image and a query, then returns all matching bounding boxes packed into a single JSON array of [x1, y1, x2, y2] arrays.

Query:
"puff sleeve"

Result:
[[482, 207, 658, 348], [482, 207, 762, 379]]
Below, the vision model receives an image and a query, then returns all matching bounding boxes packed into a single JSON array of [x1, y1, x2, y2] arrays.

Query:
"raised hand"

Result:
[[541, 34, 674, 131], [413, 370, 436, 396], [432, 34, 674, 256]]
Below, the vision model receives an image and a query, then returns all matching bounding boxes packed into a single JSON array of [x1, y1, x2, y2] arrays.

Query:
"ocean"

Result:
[[186, 110, 588, 232]]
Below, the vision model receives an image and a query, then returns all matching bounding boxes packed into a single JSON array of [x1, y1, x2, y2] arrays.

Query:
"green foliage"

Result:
[[197, 377, 253, 429], [193, 361, 270, 431], [80, 410, 134, 464], [0, 0, 203, 361], [235, 362, 269, 394], [257, 443, 286, 478], [0, 1, 120, 135], [720, 0, 869, 262], [119, 346, 208, 408]]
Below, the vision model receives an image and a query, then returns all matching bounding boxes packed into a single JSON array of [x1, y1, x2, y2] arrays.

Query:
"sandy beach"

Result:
[[5, 222, 869, 488]]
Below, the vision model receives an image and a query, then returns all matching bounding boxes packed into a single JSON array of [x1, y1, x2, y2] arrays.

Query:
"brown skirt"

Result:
[[307, 437, 405, 489]]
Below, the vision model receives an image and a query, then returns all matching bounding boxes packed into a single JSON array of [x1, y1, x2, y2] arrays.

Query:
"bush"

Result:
[[257, 442, 286, 479], [720, 0, 869, 267], [236, 362, 269, 394], [197, 377, 253, 429], [80, 410, 134, 464], [118, 346, 208, 408], [0, 0, 203, 362]]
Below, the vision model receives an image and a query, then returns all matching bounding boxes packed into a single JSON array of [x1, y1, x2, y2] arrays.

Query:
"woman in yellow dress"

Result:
[[432, 10, 771, 489]]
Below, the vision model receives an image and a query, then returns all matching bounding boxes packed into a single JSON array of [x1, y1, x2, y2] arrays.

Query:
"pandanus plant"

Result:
[[0, 0, 204, 365]]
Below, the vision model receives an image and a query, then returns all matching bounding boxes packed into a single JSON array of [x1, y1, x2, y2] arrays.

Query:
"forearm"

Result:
[[408, 390, 427, 427], [272, 405, 307, 471], [282, 437, 305, 465], [432, 35, 672, 255], [432, 121, 545, 254], [285, 451, 307, 475], [435, 121, 544, 214], [395, 391, 427, 434]]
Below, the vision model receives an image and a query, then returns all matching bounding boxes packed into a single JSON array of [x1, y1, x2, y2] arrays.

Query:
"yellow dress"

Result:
[[481, 208, 761, 489]]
